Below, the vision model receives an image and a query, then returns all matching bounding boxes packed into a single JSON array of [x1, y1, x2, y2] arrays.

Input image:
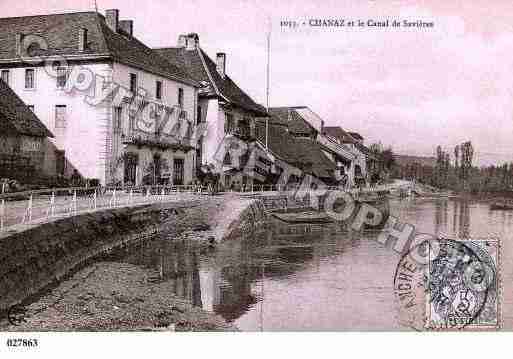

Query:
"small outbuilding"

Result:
[[0, 79, 53, 181]]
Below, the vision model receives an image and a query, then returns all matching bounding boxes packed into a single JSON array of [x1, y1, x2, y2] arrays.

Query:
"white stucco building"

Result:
[[322, 126, 369, 186], [0, 10, 200, 185], [156, 34, 275, 188]]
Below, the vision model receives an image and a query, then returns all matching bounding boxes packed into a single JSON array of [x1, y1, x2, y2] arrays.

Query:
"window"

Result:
[[28, 105, 34, 112], [224, 113, 234, 134], [173, 158, 184, 185], [152, 153, 162, 185], [178, 88, 184, 107], [196, 137, 203, 170], [223, 152, 232, 165], [129, 73, 137, 93], [113, 107, 122, 132], [128, 110, 136, 132], [25, 69, 35, 89], [55, 105, 67, 129], [1, 70, 9, 85], [55, 150, 66, 176], [124, 153, 138, 185], [240, 118, 251, 137], [256, 122, 265, 140], [196, 105, 202, 125], [56, 67, 68, 88], [156, 81, 162, 100]]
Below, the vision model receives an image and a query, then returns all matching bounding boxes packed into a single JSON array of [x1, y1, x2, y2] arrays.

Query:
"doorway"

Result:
[[173, 158, 184, 185], [124, 153, 138, 185]]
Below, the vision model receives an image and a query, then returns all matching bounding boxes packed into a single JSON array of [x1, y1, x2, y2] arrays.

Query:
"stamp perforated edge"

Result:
[[424, 236, 502, 331]]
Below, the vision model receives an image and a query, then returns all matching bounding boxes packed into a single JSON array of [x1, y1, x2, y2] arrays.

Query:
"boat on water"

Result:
[[270, 196, 390, 229], [490, 201, 513, 210], [271, 210, 334, 224]]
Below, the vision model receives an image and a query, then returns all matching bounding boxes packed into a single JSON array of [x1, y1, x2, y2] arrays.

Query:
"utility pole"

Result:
[[260, 261, 265, 331], [265, 17, 271, 150]]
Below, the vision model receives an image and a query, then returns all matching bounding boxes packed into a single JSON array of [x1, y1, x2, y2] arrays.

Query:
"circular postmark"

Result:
[[394, 238, 496, 331]]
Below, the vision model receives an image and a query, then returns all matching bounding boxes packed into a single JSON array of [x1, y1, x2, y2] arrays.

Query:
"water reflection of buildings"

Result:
[[110, 237, 258, 321], [205, 264, 257, 322], [108, 223, 354, 323], [111, 239, 204, 307]]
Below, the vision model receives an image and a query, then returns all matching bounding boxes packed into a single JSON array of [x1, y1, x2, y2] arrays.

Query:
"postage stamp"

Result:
[[425, 238, 500, 330], [394, 237, 501, 331]]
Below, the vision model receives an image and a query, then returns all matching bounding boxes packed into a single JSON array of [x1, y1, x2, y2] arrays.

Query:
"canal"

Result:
[[105, 198, 513, 331]]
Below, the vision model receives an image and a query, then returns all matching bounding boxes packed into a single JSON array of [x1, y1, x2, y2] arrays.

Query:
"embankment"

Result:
[[0, 195, 267, 314]]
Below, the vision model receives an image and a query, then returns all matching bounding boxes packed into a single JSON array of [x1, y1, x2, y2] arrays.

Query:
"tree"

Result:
[[454, 145, 460, 174], [444, 152, 450, 184], [368, 143, 394, 180], [460, 141, 474, 181], [435, 145, 450, 187], [381, 147, 395, 171]]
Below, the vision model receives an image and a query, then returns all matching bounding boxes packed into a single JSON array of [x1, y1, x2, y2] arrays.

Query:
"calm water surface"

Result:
[[112, 198, 513, 331]]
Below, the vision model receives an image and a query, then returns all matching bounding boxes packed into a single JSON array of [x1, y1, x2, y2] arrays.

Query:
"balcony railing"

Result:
[[225, 126, 253, 140], [122, 129, 195, 152]]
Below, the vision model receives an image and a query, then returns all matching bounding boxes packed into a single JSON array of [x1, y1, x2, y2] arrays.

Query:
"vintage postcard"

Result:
[[0, 0, 512, 356]]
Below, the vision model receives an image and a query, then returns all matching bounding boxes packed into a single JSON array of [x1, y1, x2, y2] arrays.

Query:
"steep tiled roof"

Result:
[[255, 122, 336, 180], [354, 142, 370, 155], [269, 107, 322, 136], [348, 131, 364, 141], [293, 137, 337, 179], [0, 79, 53, 137], [267, 107, 297, 127], [154, 47, 215, 96], [256, 122, 298, 163], [0, 12, 108, 59], [155, 46, 267, 115], [0, 12, 197, 86], [288, 114, 314, 135], [323, 126, 357, 144]]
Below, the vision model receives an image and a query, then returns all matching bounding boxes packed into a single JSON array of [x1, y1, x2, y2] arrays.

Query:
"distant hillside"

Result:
[[394, 154, 437, 167]]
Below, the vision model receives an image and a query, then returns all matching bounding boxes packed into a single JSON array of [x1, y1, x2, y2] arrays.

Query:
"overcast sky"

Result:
[[2, 0, 513, 166]]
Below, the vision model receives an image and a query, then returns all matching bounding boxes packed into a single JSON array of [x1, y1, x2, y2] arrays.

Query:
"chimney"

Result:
[[78, 28, 88, 51], [216, 53, 226, 78], [186, 33, 199, 50], [178, 33, 199, 50], [105, 9, 119, 33], [15, 33, 23, 57], [178, 34, 187, 47], [119, 20, 133, 37]]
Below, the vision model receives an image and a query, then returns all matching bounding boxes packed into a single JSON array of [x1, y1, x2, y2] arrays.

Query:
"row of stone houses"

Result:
[[0, 9, 374, 188]]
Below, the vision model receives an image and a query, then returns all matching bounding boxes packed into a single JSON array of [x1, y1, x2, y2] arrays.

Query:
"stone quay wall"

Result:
[[0, 196, 267, 312]]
